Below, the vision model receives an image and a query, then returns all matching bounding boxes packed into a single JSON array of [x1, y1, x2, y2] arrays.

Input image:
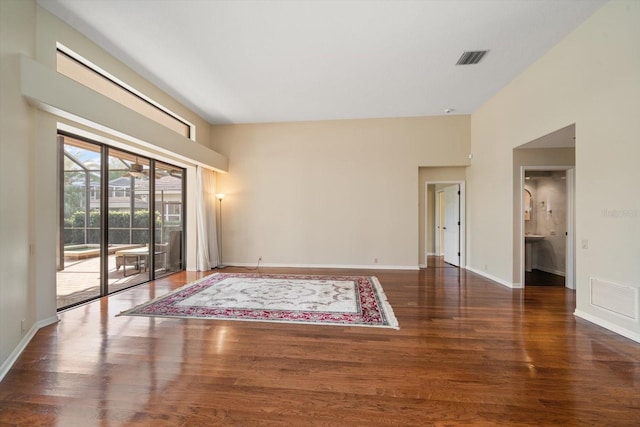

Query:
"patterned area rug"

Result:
[[119, 273, 399, 329]]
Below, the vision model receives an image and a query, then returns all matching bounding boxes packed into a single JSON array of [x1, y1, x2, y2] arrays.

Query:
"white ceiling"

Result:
[[38, 0, 606, 125]]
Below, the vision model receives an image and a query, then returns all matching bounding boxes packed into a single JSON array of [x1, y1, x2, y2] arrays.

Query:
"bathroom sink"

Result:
[[525, 234, 545, 242]]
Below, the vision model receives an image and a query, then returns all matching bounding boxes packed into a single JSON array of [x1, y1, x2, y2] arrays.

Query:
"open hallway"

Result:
[[1, 260, 638, 426]]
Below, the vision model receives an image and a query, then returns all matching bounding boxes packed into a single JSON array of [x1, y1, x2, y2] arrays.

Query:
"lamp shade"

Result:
[[216, 193, 225, 201]]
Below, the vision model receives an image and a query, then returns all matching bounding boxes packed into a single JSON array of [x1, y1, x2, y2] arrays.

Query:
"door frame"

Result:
[[519, 166, 575, 289], [424, 180, 466, 268]]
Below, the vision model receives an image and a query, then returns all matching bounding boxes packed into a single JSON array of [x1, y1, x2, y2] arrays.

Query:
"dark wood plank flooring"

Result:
[[1, 259, 638, 426], [525, 269, 566, 287]]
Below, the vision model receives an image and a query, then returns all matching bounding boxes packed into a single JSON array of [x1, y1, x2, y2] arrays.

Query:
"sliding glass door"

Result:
[[154, 162, 184, 278], [57, 137, 102, 308], [107, 148, 151, 293], [56, 134, 185, 309]]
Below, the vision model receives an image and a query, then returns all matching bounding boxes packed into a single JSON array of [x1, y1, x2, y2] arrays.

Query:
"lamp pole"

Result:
[[216, 193, 226, 268]]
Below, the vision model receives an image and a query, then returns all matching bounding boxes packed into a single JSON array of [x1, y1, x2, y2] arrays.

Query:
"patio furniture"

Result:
[[116, 245, 168, 277], [115, 247, 149, 277]]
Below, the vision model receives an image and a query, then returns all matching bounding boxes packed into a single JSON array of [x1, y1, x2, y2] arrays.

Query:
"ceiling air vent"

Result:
[[456, 50, 488, 65]]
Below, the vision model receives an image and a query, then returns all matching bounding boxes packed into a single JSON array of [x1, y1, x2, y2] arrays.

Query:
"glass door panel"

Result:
[[57, 133, 186, 310], [107, 148, 150, 292], [57, 136, 102, 308], [154, 162, 184, 278]]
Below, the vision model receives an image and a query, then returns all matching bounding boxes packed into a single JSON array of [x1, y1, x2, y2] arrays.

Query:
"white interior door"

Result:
[[443, 184, 460, 266], [437, 191, 445, 256]]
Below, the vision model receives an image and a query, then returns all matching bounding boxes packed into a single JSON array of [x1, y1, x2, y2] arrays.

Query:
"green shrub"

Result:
[[65, 209, 162, 244]]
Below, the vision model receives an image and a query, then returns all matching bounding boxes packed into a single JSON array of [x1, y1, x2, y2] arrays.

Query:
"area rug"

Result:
[[119, 273, 399, 329]]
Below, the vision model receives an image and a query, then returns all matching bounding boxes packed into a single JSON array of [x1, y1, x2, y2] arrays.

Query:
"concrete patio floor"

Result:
[[56, 254, 152, 308]]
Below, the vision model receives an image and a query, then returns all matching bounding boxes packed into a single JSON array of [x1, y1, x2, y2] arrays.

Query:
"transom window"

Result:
[[56, 44, 193, 139]]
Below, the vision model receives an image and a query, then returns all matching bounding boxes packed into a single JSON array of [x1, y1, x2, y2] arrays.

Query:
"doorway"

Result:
[[520, 166, 575, 288], [425, 181, 465, 268], [443, 184, 461, 266], [513, 124, 576, 289]]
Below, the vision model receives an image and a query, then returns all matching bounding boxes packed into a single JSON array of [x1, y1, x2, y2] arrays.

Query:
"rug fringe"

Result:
[[370, 276, 400, 329]]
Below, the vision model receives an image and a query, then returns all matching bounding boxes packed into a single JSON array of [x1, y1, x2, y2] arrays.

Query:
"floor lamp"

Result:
[[216, 193, 227, 269]]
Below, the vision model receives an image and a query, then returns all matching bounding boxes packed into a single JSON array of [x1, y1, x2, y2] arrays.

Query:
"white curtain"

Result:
[[195, 166, 219, 270]]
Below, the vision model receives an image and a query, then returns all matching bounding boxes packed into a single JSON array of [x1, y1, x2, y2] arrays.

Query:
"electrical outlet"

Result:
[[374, 257, 378, 264], [258, 256, 262, 262], [21, 319, 25, 334], [581, 239, 589, 249], [550, 231, 557, 235]]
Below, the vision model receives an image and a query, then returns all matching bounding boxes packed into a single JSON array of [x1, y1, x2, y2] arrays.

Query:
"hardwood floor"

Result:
[[1, 260, 639, 426], [525, 269, 566, 287]]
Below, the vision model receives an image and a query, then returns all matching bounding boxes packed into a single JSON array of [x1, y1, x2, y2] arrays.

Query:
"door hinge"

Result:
[[457, 252, 461, 257], [457, 221, 460, 226], [458, 191, 461, 195]]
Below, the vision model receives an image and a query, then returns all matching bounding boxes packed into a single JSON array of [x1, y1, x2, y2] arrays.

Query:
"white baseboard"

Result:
[[532, 265, 566, 277], [0, 315, 59, 382], [574, 309, 640, 344], [465, 266, 521, 288], [227, 262, 420, 271]]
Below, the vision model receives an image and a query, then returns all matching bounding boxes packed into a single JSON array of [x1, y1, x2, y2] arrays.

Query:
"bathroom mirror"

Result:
[[524, 189, 532, 221]]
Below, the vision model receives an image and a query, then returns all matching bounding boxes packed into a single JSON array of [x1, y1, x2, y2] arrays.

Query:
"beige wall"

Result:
[[468, 1, 639, 340], [418, 167, 467, 263], [0, 0, 37, 370], [211, 116, 470, 268], [0, 0, 227, 374]]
